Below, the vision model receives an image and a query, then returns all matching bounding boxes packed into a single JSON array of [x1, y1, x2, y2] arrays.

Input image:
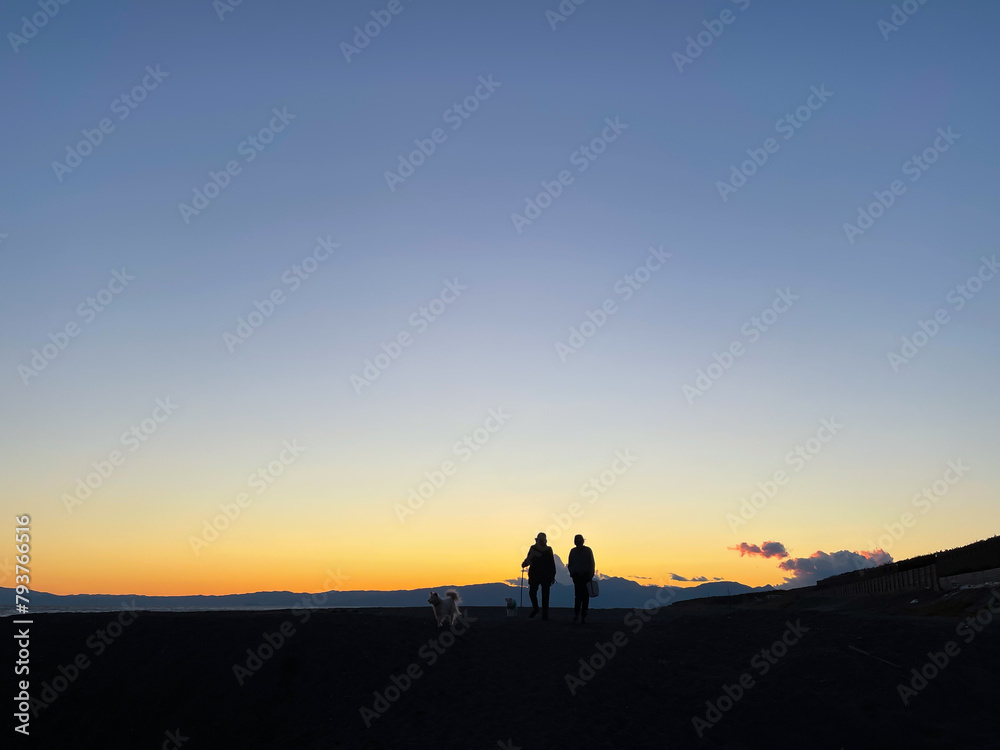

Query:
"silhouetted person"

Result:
[[568, 534, 596, 623], [521, 532, 556, 620]]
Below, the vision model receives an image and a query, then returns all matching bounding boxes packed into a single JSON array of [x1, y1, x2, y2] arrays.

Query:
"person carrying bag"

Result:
[[568, 534, 597, 623]]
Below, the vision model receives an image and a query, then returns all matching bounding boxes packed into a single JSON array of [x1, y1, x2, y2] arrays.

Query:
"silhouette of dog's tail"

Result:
[[445, 589, 460, 602]]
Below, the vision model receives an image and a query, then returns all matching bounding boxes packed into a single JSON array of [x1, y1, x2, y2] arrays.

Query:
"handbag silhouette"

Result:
[[587, 574, 600, 598]]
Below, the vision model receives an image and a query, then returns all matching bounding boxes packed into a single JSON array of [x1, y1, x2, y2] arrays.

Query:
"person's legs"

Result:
[[528, 581, 540, 616], [541, 583, 550, 619], [581, 585, 590, 621], [572, 576, 584, 620]]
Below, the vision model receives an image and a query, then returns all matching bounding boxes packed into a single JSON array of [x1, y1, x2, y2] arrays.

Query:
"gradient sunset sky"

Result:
[[2, 1, 998, 596]]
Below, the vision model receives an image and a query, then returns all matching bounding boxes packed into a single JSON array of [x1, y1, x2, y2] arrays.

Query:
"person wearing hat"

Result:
[[567, 534, 596, 623], [520, 532, 556, 620]]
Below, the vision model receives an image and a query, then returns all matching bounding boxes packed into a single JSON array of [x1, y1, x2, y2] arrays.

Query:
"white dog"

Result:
[[427, 590, 461, 627]]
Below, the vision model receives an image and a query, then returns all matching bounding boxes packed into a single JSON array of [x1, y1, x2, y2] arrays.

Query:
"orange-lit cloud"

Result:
[[777, 548, 893, 586], [728, 540, 788, 559]]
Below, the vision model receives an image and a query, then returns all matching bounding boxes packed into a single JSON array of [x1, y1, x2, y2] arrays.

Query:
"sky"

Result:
[[1, 0, 998, 596]]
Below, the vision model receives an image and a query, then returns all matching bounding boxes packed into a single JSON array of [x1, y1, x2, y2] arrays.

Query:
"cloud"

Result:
[[861, 549, 892, 564], [669, 573, 688, 581], [731, 540, 891, 587], [778, 549, 893, 587], [670, 573, 710, 582], [761, 541, 788, 559], [713, 577, 723, 581], [729, 540, 788, 559], [691, 575, 708, 582]]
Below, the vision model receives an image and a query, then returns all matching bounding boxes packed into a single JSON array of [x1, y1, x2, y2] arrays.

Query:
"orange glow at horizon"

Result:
[[21, 468, 997, 598], [29, 532, 812, 597]]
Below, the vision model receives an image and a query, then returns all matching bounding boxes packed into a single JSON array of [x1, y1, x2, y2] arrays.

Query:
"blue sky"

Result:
[[1, 0, 997, 594]]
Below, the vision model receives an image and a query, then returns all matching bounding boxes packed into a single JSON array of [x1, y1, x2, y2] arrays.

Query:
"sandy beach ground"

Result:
[[8, 587, 999, 749]]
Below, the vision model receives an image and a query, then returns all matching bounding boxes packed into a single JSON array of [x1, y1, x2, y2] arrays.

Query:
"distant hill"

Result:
[[0, 577, 772, 613]]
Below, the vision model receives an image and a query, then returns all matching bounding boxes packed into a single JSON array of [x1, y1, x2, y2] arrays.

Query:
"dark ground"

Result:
[[6, 587, 1000, 749]]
